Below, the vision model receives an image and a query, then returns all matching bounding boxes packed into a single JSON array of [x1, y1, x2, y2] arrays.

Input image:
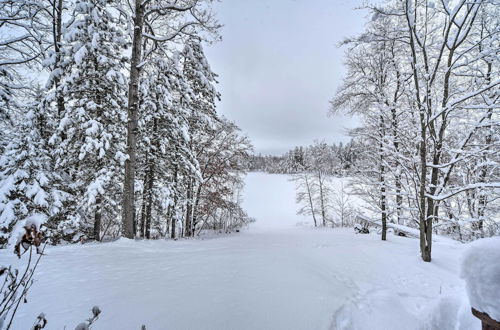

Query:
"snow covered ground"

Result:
[[2, 173, 479, 329]]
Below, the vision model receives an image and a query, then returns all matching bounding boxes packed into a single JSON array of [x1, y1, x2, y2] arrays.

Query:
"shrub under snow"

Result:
[[461, 236, 500, 322]]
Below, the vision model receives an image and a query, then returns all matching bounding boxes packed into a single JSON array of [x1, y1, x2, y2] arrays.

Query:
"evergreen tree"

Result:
[[181, 38, 220, 237], [0, 94, 64, 247], [49, 0, 128, 241], [137, 55, 198, 238]]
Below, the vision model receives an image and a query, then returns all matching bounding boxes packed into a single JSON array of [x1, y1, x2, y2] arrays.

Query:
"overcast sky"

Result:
[[204, 0, 369, 155]]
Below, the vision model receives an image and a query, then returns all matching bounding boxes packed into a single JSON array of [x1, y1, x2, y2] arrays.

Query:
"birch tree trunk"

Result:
[[305, 175, 318, 227]]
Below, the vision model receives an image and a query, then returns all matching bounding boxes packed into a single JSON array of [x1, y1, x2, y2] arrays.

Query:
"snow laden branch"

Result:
[[427, 182, 500, 202], [142, 21, 199, 42]]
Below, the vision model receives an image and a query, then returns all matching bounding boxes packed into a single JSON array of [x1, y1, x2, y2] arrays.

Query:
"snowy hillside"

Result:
[[2, 173, 478, 329]]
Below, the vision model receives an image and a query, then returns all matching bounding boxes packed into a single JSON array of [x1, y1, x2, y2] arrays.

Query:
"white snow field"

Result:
[[3, 173, 479, 329]]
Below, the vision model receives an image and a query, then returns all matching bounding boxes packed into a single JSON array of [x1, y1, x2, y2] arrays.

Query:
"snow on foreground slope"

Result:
[[461, 236, 500, 322], [2, 173, 479, 330]]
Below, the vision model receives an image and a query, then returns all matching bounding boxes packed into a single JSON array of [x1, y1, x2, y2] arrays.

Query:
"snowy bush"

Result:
[[0, 105, 63, 248], [74, 306, 101, 330], [0, 226, 45, 330]]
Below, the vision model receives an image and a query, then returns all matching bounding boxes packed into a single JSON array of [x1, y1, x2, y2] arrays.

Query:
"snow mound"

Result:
[[333, 290, 479, 330], [332, 289, 418, 330], [461, 236, 500, 321], [421, 293, 479, 330]]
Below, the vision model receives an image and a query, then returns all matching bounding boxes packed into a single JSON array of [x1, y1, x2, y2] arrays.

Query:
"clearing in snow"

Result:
[[2, 173, 478, 329]]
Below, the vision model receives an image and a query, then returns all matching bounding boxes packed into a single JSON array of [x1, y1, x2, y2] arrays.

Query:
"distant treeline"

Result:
[[245, 141, 358, 175]]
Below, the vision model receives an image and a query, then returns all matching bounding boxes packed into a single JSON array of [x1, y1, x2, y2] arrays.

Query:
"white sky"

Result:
[[204, 0, 369, 155]]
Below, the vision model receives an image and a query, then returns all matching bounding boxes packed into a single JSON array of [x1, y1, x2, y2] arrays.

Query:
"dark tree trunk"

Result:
[[139, 171, 148, 238], [418, 102, 431, 261], [423, 149, 443, 261], [477, 62, 493, 239], [191, 184, 203, 233], [144, 118, 159, 239], [54, 0, 65, 118], [122, 0, 144, 239], [93, 197, 101, 241], [170, 212, 176, 239], [380, 116, 387, 241], [166, 204, 172, 238], [185, 179, 193, 237], [170, 166, 179, 239], [419, 136, 431, 262], [145, 162, 155, 239]]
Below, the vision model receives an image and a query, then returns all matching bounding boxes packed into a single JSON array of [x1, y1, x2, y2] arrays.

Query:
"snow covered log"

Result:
[[462, 237, 500, 329], [355, 215, 419, 239]]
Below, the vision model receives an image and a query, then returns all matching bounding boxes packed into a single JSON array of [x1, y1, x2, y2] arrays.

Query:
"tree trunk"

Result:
[[144, 118, 158, 239], [424, 147, 443, 261], [380, 126, 387, 241], [185, 179, 193, 237], [391, 107, 402, 225], [170, 166, 179, 239], [405, 1, 431, 262], [305, 175, 317, 227], [191, 184, 203, 233], [380, 181, 387, 241], [170, 212, 176, 239], [122, 0, 144, 238], [166, 204, 172, 238], [318, 171, 326, 226], [145, 161, 155, 239], [139, 171, 148, 238], [93, 197, 101, 241], [419, 118, 431, 262], [477, 61, 493, 239], [53, 0, 65, 119]]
